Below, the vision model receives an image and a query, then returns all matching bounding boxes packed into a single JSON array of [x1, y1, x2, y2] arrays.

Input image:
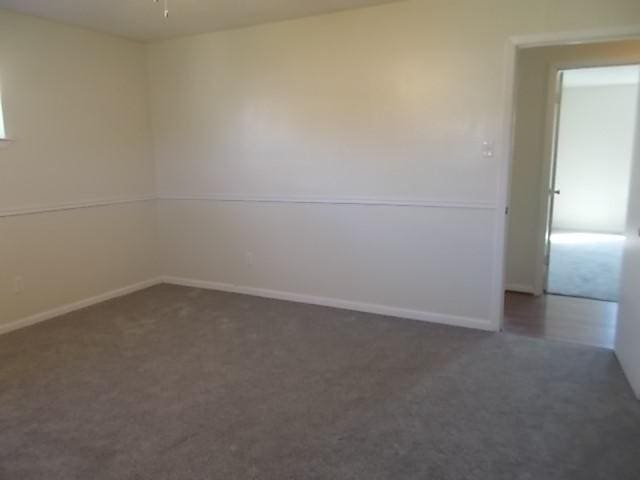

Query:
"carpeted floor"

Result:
[[547, 231, 625, 302], [1, 284, 639, 480]]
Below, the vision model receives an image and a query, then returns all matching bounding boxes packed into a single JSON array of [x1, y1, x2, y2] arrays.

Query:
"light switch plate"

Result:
[[482, 141, 494, 158]]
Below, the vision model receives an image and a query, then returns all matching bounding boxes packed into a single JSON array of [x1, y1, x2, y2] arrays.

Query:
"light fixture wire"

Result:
[[153, 0, 169, 19]]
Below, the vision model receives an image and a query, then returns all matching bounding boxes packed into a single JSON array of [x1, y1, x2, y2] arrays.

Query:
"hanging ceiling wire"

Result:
[[153, 0, 169, 19]]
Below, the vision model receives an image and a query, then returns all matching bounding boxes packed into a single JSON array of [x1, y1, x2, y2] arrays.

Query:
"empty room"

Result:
[[1, 1, 640, 479]]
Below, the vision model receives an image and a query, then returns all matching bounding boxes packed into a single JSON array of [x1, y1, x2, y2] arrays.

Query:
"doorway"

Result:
[[545, 65, 639, 302], [503, 39, 640, 348]]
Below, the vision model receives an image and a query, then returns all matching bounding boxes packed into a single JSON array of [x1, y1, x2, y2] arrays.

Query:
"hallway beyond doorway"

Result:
[[547, 231, 625, 301], [504, 292, 617, 349]]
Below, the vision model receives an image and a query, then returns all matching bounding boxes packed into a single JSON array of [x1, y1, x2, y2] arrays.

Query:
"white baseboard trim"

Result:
[[505, 283, 537, 295], [162, 276, 496, 332], [0, 278, 162, 336], [0, 276, 496, 336]]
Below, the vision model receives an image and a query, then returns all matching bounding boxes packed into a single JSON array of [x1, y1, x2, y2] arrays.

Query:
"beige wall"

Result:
[[0, 10, 158, 328], [158, 200, 496, 325], [148, 0, 640, 328], [3, 0, 640, 332], [554, 83, 638, 234], [506, 40, 640, 293]]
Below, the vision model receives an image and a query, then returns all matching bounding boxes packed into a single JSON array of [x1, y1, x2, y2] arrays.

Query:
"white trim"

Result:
[[533, 64, 564, 297], [162, 276, 496, 332], [511, 25, 640, 49], [158, 193, 497, 210], [505, 284, 537, 295], [0, 193, 500, 218], [0, 195, 155, 218], [0, 276, 495, 338], [490, 37, 521, 332], [0, 193, 499, 218], [0, 278, 162, 336]]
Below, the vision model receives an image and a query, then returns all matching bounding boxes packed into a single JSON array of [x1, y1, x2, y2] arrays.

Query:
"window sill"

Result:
[[0, 138, 13, 148]]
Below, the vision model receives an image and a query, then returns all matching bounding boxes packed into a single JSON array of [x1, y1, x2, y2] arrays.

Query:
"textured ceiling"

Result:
[[0, 0, 404, 42]]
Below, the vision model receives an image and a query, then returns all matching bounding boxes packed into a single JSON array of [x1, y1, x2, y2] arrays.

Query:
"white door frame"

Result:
[[493, 25, 640, 331], [537, 68, 564, 296]]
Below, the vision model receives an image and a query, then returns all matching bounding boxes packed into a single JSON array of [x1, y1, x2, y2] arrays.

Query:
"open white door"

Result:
[[616, 77, 640, 399], [541, 70, 565, 294]]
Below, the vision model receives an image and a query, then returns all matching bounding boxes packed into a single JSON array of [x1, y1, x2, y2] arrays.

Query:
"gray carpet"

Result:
[[547, 231, 624, 302], [1, 284, 639, 480]]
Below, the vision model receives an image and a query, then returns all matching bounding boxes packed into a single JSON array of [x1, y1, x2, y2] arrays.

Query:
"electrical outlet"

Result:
[[13, 276, 24, 294], [245, 252, 254, 267]]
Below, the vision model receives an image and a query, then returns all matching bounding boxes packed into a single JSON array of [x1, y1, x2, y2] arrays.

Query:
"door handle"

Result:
[[553, 189, 561, 195]]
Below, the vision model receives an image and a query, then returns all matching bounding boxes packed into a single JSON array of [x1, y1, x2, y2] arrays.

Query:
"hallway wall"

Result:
[[553, 82, 639, 234]]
